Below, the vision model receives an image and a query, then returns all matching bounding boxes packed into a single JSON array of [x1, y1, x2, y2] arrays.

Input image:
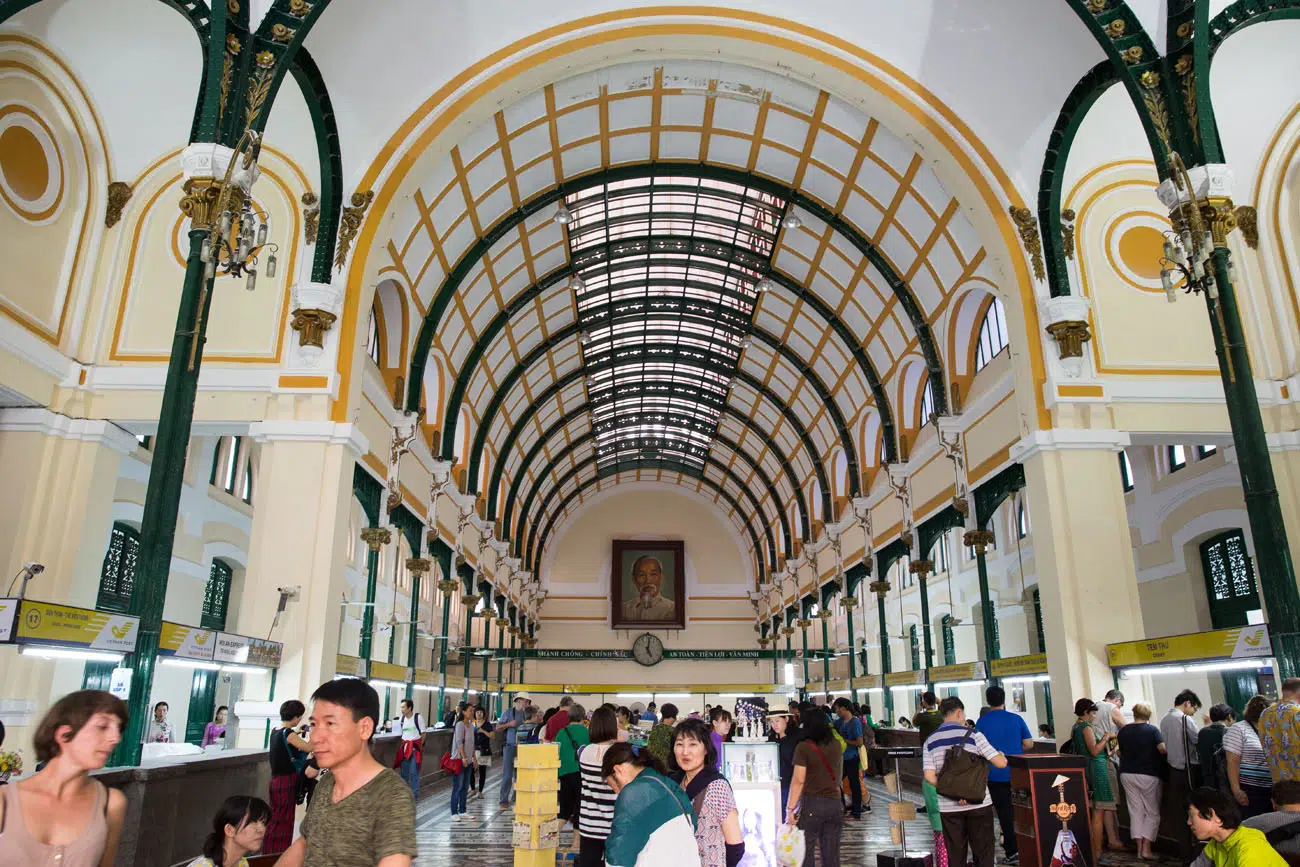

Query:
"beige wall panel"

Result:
[[0, 72, 89, 343], [109, 155, 303, 363], [1069, 170, 1218, 374]]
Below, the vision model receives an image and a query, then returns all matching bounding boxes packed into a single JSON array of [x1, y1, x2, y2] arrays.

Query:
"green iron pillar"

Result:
[[358, 528, 389, 662], [819, 613, 832, 693], [875, 588, 893, 721], [798, 618, 811, 700], [461, 598, 474, 703], [966, 530, 1000, 680], [406, 558, 429, 701], [433, 550, 454, 723], [117, 179, 231, 764], [1203, 237, 1300, 678], [481, 611, 492, 706], [844, 594, 860, 703], [914, 561, 935, 686], [783, 625, 793, 691]]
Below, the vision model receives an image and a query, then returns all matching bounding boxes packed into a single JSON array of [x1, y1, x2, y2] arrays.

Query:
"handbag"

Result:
[[440, 751, 463, 775], [935, 728, 990, 803], [775, 822, 806, 867]]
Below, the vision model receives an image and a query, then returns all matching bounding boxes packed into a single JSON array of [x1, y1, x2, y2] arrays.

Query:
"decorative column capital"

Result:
[[460, 594, 478, 607], [437, 578, 459, 594], [360, 527, 391, 551], [781, 626, 795, 637], [1039, 294, 1093, 379], [841, 595, 859, 610], [290, 281, 345, 365], [795, 618, 812, 630], [406, 557, 431, 575], [909, 559, 934, 578], [962, 529, 996, 553], [816, 609, 833, 622]]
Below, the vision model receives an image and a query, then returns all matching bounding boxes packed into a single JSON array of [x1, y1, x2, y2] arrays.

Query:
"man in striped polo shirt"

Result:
[[922, 696, 1008, 867]]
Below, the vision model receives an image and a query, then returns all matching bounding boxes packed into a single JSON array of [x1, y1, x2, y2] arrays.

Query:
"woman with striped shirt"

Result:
[[1225, 695, 1275, 819], [577, 707, 621, 867]]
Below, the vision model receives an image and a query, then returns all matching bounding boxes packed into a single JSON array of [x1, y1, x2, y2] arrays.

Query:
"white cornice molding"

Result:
[[247, 420, 369, 458], [1009, 428, 1130, 463], [0, 316, 78, 383], [1268, 431, 1300, 453], [0, 407, 138, 454]]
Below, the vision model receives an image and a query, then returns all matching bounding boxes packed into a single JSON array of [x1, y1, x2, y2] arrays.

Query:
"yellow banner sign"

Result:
[[856, 675, 885, 691], [414, 669, 436, 687], [370, 661, 410, 683], [16, 601, 139, 652], [883, 669, 926, 688], [336, 654, 367, 677], [159, 622, 216, 661], [989, 654, 1049, 677], [1107, 625, 1273, 668], [0, 598, 18, 642], [928, 661, 987, 682]]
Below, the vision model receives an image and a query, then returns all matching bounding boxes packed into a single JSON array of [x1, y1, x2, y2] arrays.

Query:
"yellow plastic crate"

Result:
[[512, 816, 562, 850], [515, 766, 560, 792], [517, 743, 561, 769], [514, 788, 558, 817], [512, 849, 557, 867]]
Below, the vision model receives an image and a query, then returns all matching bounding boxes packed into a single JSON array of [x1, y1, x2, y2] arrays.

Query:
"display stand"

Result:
[[511, 744, 562, 867], [723, 739, 781, 867], [1008, 754, 1091, 867], [870, 746, 932, 867]]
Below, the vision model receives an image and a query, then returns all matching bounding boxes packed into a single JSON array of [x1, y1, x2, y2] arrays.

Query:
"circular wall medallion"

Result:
[[1104, 211, 1171, 293], [0, 104, 63, 222]]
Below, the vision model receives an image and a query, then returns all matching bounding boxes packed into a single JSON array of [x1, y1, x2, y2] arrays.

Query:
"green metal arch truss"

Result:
[[973, 462, 1026, 530], [916, 504, 964, 561], [438, 240, 893, 475], [482, 366, 833, 530], [463, 329, 852, 515], [407, 163, 948, 441], [1210, 0, 1300, 53], [512, 425, 790, 563], [527, 460, 768, 577], [500, 403, 807, 549]]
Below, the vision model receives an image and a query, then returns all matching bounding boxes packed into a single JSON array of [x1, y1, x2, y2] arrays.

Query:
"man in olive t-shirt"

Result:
[[276, 678, 417, 867], [914, 691, 944, 744]]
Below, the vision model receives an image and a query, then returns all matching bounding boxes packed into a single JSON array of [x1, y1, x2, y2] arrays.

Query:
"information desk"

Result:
[[1009, 754, 1092, 867]]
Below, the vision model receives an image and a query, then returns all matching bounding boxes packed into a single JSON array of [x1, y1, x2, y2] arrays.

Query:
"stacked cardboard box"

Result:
[[512, 744, 562, 867]]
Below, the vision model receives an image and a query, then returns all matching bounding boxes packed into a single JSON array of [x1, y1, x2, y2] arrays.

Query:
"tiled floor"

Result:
[[410, 770, 1177, 866]]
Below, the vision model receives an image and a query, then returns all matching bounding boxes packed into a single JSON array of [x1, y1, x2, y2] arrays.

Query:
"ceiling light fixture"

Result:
[[579, 330, 592, 345], [554, 202, 572, 225], [568, 273, 586, 292], [782, 212, 803, 231], [754, 278, 772, 293]]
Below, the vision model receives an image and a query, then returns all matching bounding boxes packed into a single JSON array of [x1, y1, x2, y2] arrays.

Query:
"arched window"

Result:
[[1168, 444, 1187, 472], [908, 624, 920, 671], [932, 531, 950, 574], [974, 298, 1009, 371], [1119, 450, 1134, 492], [366, 309, 381, 365], [1199, 530, 1261, 628], [919, 378, 936, 426], [202, 559, 233, 631], [210, 436, 245, 495], [97, 523, 139, 613], [1197, 444, 1217, 459]]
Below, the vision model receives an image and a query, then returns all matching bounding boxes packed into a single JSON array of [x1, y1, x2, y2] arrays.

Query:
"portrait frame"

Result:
[[610, 539, 686, 630]]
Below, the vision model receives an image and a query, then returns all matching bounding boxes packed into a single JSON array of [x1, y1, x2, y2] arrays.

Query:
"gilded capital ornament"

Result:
[[1060, 209, 1076, 260], [1045, 320, 1092, 362], [909, 559, 934, 577], [360, 526, 391, 551], [781, 626, 795, 637], [301, 191, 320, 244], [291, 308, 338, 350], [105, 181, 133, 228], [460, 594, 478, 607], [817, 609, 833, 621], [437, 579, 459, 595], [406, 557, 431, 574], [841, 595, 858, 609], [795, 618, 812, 630], [1009, 206, 1045, 281], [334, 190, 374, 270], [869, 580, 892, 596], [962, 529, 996, 553], [178, 177, 225, 228], [1234, 206, 1258, 250], [495, 617, 510, 629]]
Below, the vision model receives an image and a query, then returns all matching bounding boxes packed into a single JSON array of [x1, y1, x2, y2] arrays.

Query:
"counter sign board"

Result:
[[159, 622, 216, 661], [15, 600, 139, 653], [0, 598, 17, 642], [1106, 625, 1272, 668]]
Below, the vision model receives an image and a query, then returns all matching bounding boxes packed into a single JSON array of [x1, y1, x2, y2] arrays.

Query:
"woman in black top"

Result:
[[470, 705, 493, 797], [265, 700, 310, 854], [766, 712, 799, 812], [1116, 702, 1166, 861]]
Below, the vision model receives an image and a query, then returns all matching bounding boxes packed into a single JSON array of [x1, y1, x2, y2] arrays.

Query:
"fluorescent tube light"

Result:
[[21, 647, 123, 663]]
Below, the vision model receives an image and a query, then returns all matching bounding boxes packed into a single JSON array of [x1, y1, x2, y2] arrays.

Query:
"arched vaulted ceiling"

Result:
[[377, 60, 1000, 578]]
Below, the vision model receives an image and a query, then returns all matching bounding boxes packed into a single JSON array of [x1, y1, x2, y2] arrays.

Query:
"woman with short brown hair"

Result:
[[0, 689, 128, 867]]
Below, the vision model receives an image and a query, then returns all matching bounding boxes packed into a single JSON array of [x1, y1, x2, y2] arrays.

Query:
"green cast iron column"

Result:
[[434, 570, 453, 724], [481, 613, 492, 707], [877, 593, 893, 720], [845, 597, 859, 704], [967, 532, 1000, 682], [358, 529, 387, 663], [462, 601, 474, 703], [118, 225, 219, 765], [799, 620, 811, 700], [917, 570, 934, 687], [820, 615, 832, 694], [405, 560, 427, 701], [495, 619, 505, 715], [1205, 245, 1300, 677], [783, 629, 792, 691]]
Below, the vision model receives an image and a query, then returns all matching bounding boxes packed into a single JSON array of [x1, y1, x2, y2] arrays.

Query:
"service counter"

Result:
[[870, 728, 1056, 789], [92, 748, 270, 867]]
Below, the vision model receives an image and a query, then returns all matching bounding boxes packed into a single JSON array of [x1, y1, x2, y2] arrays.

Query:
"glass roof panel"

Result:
[[563, 174, 788, 476]]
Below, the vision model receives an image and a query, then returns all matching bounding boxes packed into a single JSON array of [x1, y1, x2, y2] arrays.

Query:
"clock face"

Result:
[[632, 632, 664, 667]]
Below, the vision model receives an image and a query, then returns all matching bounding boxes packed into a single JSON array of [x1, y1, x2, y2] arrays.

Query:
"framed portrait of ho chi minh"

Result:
[[611, 540, 686, 630]]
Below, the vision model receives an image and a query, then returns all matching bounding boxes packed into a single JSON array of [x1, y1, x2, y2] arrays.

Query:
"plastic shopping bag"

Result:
[[775, 822, 805, 867]]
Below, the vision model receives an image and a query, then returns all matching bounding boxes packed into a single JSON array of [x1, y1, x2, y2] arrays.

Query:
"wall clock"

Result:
[[632, 632, 664, 667]]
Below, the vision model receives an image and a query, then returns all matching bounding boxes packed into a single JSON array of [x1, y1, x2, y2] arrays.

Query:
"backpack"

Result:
[[860, 717, 877, 749], [935, 728, 990, 803], [1210, 743, 1232, 794]]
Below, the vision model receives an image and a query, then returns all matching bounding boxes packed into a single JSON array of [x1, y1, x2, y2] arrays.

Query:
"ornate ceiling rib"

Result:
[[512, 423, 792, 562], [407, 162, 949, 463], [496, 402, 811, 548], [518, 445, 778, 570], [483, 365, 832, 530], [525, 463, 766, 577]]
